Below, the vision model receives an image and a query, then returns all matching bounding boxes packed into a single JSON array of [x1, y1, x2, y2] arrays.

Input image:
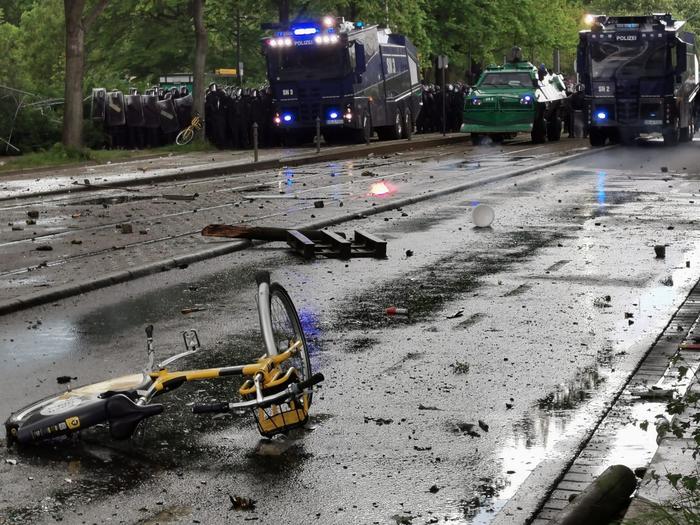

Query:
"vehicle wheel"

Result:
[[471, 133, 482, 146], [354, 111, 371, 144], [268, 283, 313, 407], [323, 130, 340, 145], [491, 134, 504, 143], [546, 116, 562, 141], [663, 125, 679, 146], [589, 127, 607, 147], [617, 128, 637, 145], [390, 108, 403, 140], [402, 108, 412, 139], [531, 117, 546, 143]]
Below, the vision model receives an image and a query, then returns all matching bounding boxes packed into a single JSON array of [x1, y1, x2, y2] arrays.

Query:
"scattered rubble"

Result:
[[229, 494, 256, 511], [386, 306, 408, 316], [181, 306, 207, 314], [450, 361, 470, 374], [364, 416, 393, 426], [593, 295, 612, 307]]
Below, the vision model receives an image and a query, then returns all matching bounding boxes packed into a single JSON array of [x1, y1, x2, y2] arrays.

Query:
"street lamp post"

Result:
[[236, 9, 242, 87]]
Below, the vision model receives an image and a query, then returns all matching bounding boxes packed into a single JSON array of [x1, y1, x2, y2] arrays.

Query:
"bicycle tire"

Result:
[[5, 373, 152, 446], [267, 282, 313, 407], [175, 127, 194, 146]]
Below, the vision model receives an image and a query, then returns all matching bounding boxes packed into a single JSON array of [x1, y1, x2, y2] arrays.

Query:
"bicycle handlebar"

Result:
[[192, 401, 230, 414], [192, 373, 324, 414], [255, 271, 270, 286]]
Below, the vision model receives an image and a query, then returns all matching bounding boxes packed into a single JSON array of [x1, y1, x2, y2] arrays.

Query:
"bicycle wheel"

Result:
[[5, 373, 157, 446], [176, 127, 194, 146], [268, 282, 313, 407]]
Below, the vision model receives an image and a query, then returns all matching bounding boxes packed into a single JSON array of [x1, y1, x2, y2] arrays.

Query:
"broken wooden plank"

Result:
[[202, 224, 326, 241], [286, 230, 316, 259], [319, 231, 352, 259], [353, 230, 387, 258]]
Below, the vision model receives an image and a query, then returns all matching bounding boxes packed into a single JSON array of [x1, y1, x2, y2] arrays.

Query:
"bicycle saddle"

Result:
[[106, 394, 163, 440]]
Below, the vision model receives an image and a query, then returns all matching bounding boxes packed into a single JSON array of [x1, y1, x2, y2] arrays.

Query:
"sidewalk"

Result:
[[0, 133, 468, 200], [624, 312, 700, 522]]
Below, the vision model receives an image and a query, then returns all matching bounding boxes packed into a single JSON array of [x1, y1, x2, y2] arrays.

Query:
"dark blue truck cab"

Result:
[[262, 18, 422, 143], [577, 13, 700, 146]]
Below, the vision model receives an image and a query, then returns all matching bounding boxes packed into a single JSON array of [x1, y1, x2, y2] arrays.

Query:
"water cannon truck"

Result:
[[261, 17, 422, 144], [577, 13, 700, 146]]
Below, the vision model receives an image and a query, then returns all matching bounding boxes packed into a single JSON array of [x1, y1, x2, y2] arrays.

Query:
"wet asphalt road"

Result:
[[1, 137, 699, 524]]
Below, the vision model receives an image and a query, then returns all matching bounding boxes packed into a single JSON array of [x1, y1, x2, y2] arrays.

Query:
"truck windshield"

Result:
[[479, 72, 533, 88], [267, 46, 349, 80], [590, 40, 667, 79]]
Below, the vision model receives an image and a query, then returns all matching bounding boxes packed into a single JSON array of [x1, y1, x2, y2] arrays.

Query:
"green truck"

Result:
[[461, 48, 569, 144]]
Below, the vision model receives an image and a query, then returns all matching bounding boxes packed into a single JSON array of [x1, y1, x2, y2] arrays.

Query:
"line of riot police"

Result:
[[203, 83, 277, 149], [90, 86, 192, 149], [90, 83, 278, 150], [415, 82, 469, 134], [90, 79, 476, 150]]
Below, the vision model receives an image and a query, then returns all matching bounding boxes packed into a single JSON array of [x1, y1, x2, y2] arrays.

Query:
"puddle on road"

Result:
[[463, 366, 610, 523]]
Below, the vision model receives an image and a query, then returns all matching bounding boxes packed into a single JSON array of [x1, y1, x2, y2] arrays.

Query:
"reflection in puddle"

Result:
[[464, 367, 607, 523], [537, 367, 604, 410]]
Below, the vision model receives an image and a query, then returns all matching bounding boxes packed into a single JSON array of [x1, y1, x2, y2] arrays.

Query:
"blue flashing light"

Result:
[[282, 113, 294, 123], [293, 26, 318, 36], [328, 109, 340, 119], [596, 110, 608, 121], [355, 21, 364, 28], [520, 94, 533, 104]]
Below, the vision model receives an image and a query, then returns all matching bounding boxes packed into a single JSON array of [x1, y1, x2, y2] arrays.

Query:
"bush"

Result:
[[0, 98, 62, 155]]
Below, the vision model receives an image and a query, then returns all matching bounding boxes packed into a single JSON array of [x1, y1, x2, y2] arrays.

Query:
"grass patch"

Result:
[[0, 141, 216, 174]]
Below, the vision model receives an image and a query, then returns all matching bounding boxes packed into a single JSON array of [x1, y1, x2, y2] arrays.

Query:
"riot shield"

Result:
[[174, 93, 193, 129], [106, 91, 126, 127], [125, 94, 145, 127], [142, 95, 160, 129], [157, 98, 180, 134], [91, 88, 107, 121]]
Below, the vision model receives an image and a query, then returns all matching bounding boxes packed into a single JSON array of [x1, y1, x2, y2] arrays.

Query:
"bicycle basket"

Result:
[[241, 371, 309, 438]]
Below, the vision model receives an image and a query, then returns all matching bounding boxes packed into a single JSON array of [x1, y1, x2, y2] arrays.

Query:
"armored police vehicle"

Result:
[[262, 17, 422, 143], [461, 48, 569, 144], [577, 13, 699, 146]]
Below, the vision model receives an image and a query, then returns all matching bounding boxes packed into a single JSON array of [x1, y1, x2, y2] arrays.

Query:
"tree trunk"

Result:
[[63, 0, 87, 149], [192, 0, 207, 131]]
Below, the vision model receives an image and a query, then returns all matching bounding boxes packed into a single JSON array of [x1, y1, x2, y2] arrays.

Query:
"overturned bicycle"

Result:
[[5, 272, 323, 447]]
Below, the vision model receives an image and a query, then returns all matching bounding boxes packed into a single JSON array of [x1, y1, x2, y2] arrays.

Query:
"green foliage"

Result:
[[10, 0, 700, 152]]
